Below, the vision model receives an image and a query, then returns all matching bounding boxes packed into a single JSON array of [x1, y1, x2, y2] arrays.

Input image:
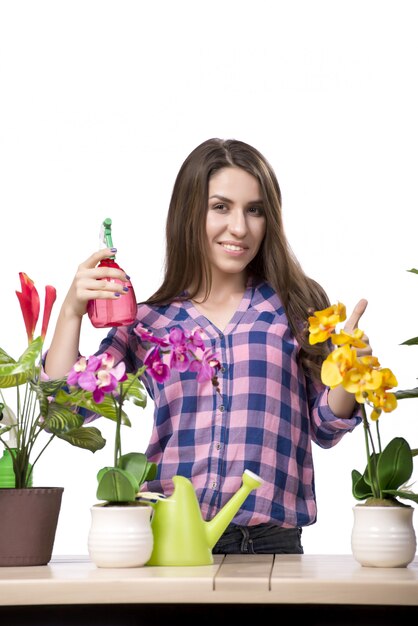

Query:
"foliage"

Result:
[[0, 273, 105, 489], [0, 273, 221, 503], [308, 301, 418, 506], [55, 326, 221, 504]]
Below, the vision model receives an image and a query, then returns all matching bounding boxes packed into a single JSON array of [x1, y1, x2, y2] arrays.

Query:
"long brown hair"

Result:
[[146, 138, 330, 379]]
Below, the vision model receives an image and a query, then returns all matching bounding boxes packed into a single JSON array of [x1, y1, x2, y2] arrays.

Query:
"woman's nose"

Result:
[[228, 209, 247, 237]]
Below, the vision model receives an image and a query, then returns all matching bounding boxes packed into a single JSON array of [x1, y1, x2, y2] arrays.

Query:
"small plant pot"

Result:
[[351, 504, 416, 567], [88, 502, 154, 568], [0, 487, 64, 566]]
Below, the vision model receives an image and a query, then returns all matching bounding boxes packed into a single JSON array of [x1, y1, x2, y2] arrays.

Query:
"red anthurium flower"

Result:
[[41, 285, 57, 340], [16, 273, 40, 343]]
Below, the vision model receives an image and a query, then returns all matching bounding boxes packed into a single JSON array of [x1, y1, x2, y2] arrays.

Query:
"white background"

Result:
[[1, 0, 417, 556]]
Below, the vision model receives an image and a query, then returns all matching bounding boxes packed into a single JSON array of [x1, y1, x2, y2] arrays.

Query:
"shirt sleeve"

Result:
[[306, 375, 362, 448]]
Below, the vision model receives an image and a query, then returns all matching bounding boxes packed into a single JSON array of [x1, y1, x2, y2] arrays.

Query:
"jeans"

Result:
[[212, 523, 304, 555]]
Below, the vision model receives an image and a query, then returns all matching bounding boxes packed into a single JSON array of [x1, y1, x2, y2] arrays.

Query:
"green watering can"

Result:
[[143, 469, 263, 566]]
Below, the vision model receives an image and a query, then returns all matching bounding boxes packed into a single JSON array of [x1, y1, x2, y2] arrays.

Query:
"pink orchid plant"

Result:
[[0, 274, 107, 489], [54, 325, 221, 504]]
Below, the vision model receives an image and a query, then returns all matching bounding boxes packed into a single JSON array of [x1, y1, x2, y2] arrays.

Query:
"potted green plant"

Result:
[[308, 302, 417, 567], [1, 272, 222, 567], [52, 322, 221, 567], [0, 273, 107, 566]]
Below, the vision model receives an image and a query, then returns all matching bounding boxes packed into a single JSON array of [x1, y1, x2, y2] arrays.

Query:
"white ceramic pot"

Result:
[[351, 504, 416, 568], [88, 503, 154, 568]]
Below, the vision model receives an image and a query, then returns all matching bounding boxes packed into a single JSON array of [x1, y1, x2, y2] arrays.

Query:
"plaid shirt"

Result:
[[97, 279, 361, 528]]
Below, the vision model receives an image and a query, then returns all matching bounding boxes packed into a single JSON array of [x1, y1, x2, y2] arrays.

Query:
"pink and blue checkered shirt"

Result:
[[96, 279, 361, 529]]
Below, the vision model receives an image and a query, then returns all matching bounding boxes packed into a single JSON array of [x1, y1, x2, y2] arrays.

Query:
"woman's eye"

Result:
[[214, 203, 226, 211], [248, 206, 264, 215]]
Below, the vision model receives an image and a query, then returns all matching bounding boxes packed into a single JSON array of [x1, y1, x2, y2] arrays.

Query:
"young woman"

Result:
[[45, 138, 370, 554]]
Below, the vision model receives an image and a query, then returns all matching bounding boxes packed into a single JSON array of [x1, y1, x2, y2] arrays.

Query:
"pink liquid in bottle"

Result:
[[87, 219, 137, 328], [87, 258, 137, 328]]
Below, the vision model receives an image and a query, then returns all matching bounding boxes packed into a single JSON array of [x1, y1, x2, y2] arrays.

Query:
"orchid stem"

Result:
[[361, 403, 381, 499]]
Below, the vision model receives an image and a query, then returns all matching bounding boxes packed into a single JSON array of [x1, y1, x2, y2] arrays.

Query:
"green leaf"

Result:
[[144, 460, 157, 482], [352, 469, 373, 500], [383, 489, 418, 504], [38, 378, 68, 397], [120, 375, 147, 408], [0, 337, 42, 387], [0, 371, 30, 388], [0, 347, 15, 364], [118, 452, 157, 487], [0, 425, 12, 437], [361, 452, 379, 487], [407, 268, 418, 274], [43, 402, 84, 434], [377, 437, 413, 491], [400, 337, 418, 346], [30, 378, 68, 416], [55, 426, 106, 452], [395, 387, 418, 400], [54, 388, 131, 426], [96, 467, 138, 502]]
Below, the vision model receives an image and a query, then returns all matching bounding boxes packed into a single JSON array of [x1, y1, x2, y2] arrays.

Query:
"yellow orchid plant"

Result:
[[308, 302, 418, 506]]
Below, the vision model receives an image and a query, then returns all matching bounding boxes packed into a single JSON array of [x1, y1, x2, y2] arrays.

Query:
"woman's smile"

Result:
[[218, 240, 249, 255]]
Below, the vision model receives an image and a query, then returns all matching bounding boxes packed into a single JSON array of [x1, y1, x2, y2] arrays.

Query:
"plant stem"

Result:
[[112, 367, 146, 468], [375, 417, 382, 453], [113, 395, 121, 467], [361, 403, 381, 499]]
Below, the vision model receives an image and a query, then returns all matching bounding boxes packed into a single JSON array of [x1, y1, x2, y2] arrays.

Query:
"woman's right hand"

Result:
[[62, 248, 130, 318]]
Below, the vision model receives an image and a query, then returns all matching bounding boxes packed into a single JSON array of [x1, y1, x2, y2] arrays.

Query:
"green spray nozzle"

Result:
[[101, 218, 115, 258]]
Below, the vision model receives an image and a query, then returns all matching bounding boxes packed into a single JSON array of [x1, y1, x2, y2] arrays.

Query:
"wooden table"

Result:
[[1, 554, 417, 625]]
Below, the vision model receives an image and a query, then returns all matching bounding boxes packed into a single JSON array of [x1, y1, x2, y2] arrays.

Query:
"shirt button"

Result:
[[220, 366, 226, 373], [218, 333, 224, 339], [219, 405, 225, 412], [211, 481, 217, 489], [215, 443, 221, 450]]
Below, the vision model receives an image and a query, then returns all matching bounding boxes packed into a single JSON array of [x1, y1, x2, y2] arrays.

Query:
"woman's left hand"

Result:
[[343, 299, 372, 357]]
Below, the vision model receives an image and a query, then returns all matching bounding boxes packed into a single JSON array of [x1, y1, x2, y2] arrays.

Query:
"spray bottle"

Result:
[[87, 218, 137, 328], [0, 404, 33, 488]]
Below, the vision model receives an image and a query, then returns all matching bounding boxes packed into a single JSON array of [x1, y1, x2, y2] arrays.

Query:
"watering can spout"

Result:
[[205, 469, 263, 549], [145, 469, 263, 566]]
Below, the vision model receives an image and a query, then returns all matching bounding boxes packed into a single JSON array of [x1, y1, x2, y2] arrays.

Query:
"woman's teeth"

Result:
[[222, 243, 243, 251]]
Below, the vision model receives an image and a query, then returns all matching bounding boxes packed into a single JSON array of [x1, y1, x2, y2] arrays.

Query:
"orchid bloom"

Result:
[[168, 327, 191, 373], [331, 328, 367, 350], [189, 349, 221, 383], [67, 353, 128, 403], [67, 323, 221, 405], [144, 347, 171, 383], [308, 302, 346, 345], [308, 301, 399, 420], [134, 325, 169, 347], [134, 323, 219, 387], [188, 328, 206, 350], [342, 361, 383, 403], [365, 368, 398, 420], [367, 389, 398, 420], [320, 344, 357, 388], [15, 272, 56, 343]]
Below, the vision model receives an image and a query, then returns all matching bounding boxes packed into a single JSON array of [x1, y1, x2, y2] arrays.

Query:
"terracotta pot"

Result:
[[351, 504, 416, 567], [0, 487, 64, 566]]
